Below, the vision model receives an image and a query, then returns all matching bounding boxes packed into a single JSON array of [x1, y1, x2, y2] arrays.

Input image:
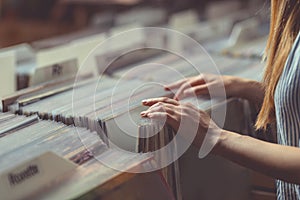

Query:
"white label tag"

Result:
[[108, 24, 144, 52], [0, 51, 16, 97], [110, 23, 141, 37], [168, 10, 198, 52], [72, 34, 106, 66], [36, 44, 77, 68], [29, 59, 78, 86], [0, 152, 77, 200], [71, 33, 106, 76], [169, 10, 198, 32]]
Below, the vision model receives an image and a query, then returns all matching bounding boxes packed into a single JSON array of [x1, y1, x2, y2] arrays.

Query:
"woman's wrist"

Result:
[[227, 77, 264, 104], [212, 129, 241, 157]]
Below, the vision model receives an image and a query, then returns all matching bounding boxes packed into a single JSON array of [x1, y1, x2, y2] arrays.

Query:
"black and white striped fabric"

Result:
[[274, 31, 300, 200]]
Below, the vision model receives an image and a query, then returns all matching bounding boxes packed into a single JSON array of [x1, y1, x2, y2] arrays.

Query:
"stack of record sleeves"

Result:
[[0, 112, 174, 199]]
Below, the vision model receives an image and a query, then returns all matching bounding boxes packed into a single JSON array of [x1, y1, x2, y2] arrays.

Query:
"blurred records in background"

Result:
[[0, 0, 275, 199]]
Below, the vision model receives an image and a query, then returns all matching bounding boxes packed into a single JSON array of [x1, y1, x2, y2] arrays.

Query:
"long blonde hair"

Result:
[[255, 0, 300, 130]]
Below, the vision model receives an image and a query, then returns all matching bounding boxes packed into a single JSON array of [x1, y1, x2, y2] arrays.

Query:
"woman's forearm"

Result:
[[214, 130, 300, 184], [228, 77, 265, 105]]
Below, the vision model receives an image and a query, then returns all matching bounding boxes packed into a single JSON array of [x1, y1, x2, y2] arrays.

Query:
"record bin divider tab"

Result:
[[0, 151, 77, 200], [0, 51, 16, 98]]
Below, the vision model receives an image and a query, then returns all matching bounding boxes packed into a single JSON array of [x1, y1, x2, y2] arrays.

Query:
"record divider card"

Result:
[[0, 151, 77, 200]]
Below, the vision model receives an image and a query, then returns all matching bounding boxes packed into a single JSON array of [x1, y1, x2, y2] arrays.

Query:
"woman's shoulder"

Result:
[[288, 31, 300, 66]]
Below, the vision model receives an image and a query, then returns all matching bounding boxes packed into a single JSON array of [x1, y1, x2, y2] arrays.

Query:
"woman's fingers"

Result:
[[174, 82, 191, 100], [141, 102, 176, 116], [164, 79, 187, 90], [174, 77, 206, 100], [141, 102, 180, 130], [147, 112, 179, 130], [140, 97, 222, 153], [183, 84, 210, 97], [142, 97, 179, 106], [164, 75, 205, 93], [164, 75, 208, 100]]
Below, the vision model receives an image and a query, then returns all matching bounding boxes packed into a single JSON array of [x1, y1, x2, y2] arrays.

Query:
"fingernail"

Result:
[[140, 111, 147, 116], [142, 99, 148, 104]]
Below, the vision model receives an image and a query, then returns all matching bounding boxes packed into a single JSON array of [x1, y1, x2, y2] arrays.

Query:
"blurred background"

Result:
[[0, 1, 277, 200], [0, 0, 267, 47]]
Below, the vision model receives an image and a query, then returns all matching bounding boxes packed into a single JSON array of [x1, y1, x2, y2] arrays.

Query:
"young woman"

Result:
[[141, 0, 300, 199]]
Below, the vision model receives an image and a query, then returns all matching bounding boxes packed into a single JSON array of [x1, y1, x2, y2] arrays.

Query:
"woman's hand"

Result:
[[164, 74, 235, 100], [141, 97, 222, 155], [164, 74, 264, 105]]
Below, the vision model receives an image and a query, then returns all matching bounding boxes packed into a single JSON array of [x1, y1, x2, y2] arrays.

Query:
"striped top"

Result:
[[274, 31, 300, 200]]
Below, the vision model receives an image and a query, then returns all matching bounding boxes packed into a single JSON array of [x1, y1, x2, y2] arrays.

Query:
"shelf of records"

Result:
[[0, 7, 270, 200], [1, 52, 264, 144], [0, 112, 179, 200], [0, 52, 265, 199]]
